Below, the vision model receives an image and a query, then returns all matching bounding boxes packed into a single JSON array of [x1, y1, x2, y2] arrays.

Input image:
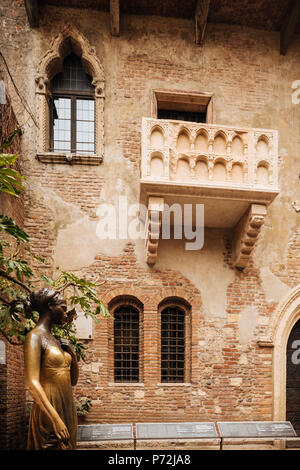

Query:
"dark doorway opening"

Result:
[[286, 318, 300, 447]]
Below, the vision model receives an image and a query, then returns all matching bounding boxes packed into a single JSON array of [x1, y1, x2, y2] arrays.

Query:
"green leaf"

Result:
[[0, 154, 18, 166], [39, 275, 54, 285], [0, 129, 21, 151], [0, 216, 29, 242]]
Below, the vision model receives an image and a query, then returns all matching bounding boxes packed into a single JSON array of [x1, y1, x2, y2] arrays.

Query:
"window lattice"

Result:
[[51, 53, 93, 93], [50, 53, 95, 154], [114, 306, 139, 383], [161, 307, 185, 383]]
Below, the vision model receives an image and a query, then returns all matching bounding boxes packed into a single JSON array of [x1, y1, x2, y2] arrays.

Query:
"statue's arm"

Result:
[[24, 332, 71, 446], [64, 345, 79, 386], [70, 351, 79, 386], [59, 338, 79, 386]]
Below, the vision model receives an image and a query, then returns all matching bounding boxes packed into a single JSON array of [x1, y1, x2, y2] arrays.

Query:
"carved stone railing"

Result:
[[140, 118, 279, 268], [141, 117, 278, 190]]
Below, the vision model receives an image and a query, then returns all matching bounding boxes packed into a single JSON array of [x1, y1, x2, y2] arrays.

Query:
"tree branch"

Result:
[[0, 328, 23, 346], [0, 295, 10, 305], [57, 279, 106, 294], [0, 269, 31, 293]]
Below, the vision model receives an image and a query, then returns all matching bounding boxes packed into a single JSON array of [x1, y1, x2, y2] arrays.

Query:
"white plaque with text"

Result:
[[0, 340, 6, 365], [74, 311, 93, 340]]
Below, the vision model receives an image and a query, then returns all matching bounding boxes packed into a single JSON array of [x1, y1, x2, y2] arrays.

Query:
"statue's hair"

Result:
[[24, 288, 63, 317]]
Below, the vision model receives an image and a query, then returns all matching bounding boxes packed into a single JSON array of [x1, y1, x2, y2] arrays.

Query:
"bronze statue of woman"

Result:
[[24, 289, 78, 450]]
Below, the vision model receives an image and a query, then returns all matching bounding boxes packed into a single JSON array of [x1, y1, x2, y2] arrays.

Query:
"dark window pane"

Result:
[[161, 307, 185, 383], [114, 306, 139, 383], [158, 108, 206, 123], [51, 53, 94, 93]]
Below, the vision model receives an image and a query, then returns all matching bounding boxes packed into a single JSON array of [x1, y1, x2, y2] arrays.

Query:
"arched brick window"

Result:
[[108, 296, 144, 384], [159, 297, 191, 384], [161, 306, 185, 383], [114, 305, 140, 382]]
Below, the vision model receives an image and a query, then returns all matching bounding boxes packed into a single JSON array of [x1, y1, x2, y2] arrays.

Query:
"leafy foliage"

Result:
[[0, 130, 24, 197], [0, 130, 109, 360]]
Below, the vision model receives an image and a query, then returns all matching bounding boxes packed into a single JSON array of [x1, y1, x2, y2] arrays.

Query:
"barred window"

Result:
[[161, 306, 185, 383], [50, 53, 95, 155], [114, 306, 139, 382]]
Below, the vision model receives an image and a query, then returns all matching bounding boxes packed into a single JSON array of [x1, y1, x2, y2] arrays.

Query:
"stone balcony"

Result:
[[139, 118, 279, 268]]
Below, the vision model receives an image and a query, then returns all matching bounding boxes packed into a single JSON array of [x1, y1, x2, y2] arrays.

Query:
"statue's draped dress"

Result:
[[27, 338, 77, 450]]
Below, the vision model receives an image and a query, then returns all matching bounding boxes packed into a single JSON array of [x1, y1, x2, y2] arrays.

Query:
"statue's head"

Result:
[[25, 288, 75, 325]]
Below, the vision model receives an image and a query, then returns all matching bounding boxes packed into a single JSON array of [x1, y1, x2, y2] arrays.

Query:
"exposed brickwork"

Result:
[[71, 242, 274, 424], [273, 228, 300, 288], [0, 75, 26, 450], [0, 77, 23, 227], [1, 0, 300, 449]]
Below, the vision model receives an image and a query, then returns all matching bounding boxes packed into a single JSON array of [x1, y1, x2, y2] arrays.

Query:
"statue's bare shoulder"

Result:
[[25, 328, 42, 348]]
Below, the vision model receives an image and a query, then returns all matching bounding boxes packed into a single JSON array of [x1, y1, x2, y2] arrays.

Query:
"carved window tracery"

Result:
[[35, 24, 105, 165]]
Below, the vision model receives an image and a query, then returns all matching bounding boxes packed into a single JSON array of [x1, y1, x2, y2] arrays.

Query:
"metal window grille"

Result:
[[51, 53, 94, 93], [161, 307, 185, 383], [50, 53, 95, 154], [114, 306, 139, 383], [157, 108, 206, 123]]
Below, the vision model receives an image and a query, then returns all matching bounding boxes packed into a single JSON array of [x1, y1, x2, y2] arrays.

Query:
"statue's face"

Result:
[[50, 297, 68, 325]]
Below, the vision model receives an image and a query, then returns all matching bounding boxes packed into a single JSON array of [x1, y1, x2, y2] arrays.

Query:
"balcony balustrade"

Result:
[[139, 117, 279, 267]]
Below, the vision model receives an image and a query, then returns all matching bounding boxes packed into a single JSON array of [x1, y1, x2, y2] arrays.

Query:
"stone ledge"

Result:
[[77, 440, 134, 449], [36, 152, 103, 165], [156, 383, 192, 387], [107, 382, 145, 387]]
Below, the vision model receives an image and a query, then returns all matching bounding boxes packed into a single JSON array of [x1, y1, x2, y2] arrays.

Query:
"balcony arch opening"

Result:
[[150, 152, 164, 177], [213, 132, 226, 155], [175, 157, 190, 181], [231, 163, 244, 183], [176, 130, 190, 152], [195, 157, 209, 181], [213, 160, 227, 182], [150, 126, 164, 148], [256, 162, 269, 185], [232, 135, 243, 159], [195, 131, 208, 153], [256, 136, 269, 159]]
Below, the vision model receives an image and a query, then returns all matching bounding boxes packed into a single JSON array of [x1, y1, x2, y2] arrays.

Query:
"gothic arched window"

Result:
[[50, 53, 95, 155]]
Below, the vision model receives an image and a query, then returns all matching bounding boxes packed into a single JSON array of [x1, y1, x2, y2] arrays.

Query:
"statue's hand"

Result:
[[52, 415, 71, 449], [58, 337, 76, 357], [65, 308, 77, 324], [59, 338, 70, 348]]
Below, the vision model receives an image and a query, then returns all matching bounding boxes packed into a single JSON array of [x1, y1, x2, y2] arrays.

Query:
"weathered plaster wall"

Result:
[[1, 0, 300, 429]]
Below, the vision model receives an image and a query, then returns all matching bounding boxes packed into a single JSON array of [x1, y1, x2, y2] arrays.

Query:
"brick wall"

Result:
[[1, 0, 300, 446], [0, 76, 26, 450]]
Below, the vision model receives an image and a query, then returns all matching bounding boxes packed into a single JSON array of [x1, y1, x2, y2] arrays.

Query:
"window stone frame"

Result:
[[35, 24, 105, 165]]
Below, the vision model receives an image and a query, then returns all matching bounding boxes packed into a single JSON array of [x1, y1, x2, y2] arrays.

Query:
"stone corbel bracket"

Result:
[[146, 197, 164, 266], [232, 203, 267, 269]]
